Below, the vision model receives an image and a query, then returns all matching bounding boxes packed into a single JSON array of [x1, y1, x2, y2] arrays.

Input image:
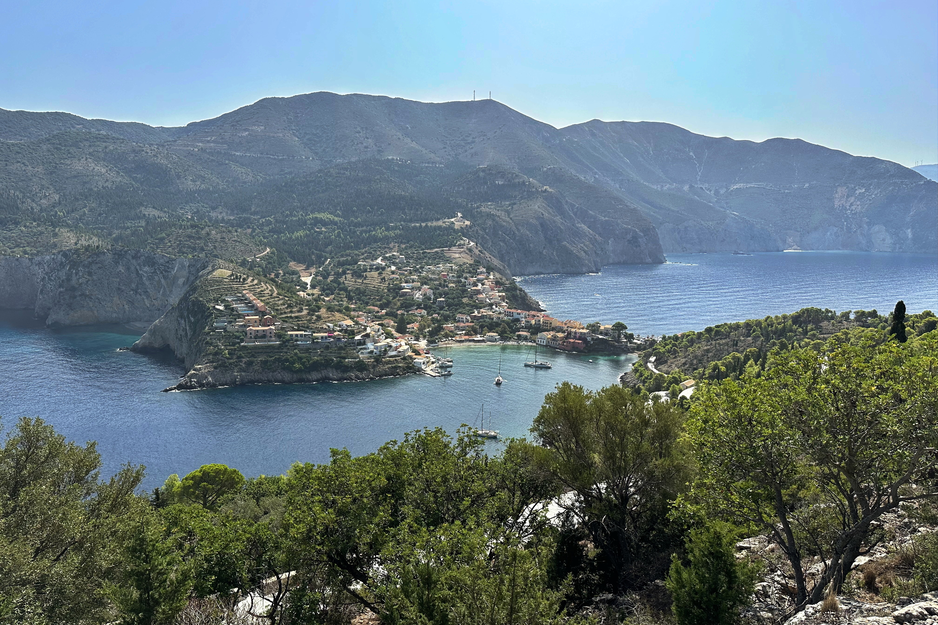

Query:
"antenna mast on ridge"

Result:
[[473, 90, 476, 101]]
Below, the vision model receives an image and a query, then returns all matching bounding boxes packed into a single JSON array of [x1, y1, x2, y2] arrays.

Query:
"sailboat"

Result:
[[474, 404, 498, 439], [437, 345, 453, 369], [494, 354, 503, 385], [524, 342, 552, 369]]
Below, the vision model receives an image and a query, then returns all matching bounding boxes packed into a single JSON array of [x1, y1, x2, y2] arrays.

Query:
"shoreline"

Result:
[[162, 370, 413, 392], [430, 338, 633, 356]]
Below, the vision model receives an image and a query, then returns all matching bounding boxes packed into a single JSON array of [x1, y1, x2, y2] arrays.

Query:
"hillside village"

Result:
[[188, 247, 637, 385]]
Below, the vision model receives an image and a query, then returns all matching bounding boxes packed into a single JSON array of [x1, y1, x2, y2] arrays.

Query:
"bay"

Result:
[[0, 313, 629, 489], [518, 252, 938, 336], [1, 251, 935, 489]]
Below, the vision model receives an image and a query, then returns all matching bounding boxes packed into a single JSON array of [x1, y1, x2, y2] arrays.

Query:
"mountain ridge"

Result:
[[1, 92, 935, 270]]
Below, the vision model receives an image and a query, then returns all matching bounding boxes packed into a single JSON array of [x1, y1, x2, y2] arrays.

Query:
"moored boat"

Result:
[[524, 343, 552, 369], [473, 404, 499, 439]]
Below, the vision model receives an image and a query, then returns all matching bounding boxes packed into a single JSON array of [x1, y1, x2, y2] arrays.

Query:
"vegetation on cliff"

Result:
[[625, 305, 938, 395]]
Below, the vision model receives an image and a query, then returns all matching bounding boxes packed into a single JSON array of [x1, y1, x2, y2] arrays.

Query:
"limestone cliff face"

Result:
[[461, 167, 665, 275], [472, 211, 664, 275], [0, 250, 209, 326], [130, 266, 217, 369], [656, 214, 781, 253], [0, 256, 56, 309]]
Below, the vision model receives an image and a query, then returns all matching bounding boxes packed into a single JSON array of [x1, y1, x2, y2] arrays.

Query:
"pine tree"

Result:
[[108, 519, 193, 625], [666, 524, 756, 625]]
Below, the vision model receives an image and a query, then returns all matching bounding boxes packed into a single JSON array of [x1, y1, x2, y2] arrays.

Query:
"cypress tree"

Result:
[[889, 300, 907, 343]]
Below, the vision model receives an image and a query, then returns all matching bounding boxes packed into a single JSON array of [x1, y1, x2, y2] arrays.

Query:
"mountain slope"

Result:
[[556, 120, 937, 253], [913, 164, 938, 182], [0, 107, 183, 143], [1, 92, 935, 273]]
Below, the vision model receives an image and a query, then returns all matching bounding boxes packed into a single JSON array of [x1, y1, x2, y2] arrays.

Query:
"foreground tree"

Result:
[[0, 417, 144, 622], [686, 332, 938, 607], [285, 429, 570, 622], [530, 383, 692, 592], [666, 524, 757, 625], [108, 514, 193, 625], [178, 463, 245, 509]]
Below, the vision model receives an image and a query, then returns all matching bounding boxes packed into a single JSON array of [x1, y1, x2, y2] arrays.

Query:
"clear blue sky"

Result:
[[2, 0, 935, 166]]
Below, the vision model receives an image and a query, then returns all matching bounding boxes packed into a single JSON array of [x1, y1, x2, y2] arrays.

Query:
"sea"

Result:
[[1, 251, 935, 489]]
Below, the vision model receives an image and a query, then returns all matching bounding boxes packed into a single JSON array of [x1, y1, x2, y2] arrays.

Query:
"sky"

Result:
[[1, 0, 935, 167]]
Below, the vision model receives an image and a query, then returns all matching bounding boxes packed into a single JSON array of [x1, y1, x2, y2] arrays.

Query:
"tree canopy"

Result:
[[531, 383, 692, 592], [0, 417, 144, 623], [684, 332, 938, 605]]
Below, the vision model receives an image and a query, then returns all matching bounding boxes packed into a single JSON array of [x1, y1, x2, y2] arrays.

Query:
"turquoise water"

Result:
[[1, 251, 935, 489], [519, 252, 938, 336]]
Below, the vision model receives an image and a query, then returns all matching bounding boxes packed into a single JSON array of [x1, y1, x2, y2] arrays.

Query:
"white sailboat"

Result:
[[494, 354, 503, 385], [524, 342, 552, 369], [474, 403, 498, 439]]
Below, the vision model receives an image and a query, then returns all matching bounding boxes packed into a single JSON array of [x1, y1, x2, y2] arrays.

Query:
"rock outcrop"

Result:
[[166, 361, 415, 391], [130, 265, 217, 369], [783, 594, 938, 624]]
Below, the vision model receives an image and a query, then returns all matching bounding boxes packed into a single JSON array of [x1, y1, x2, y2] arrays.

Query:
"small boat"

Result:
[[473, 404, 498, 439], [440, 370, 453, 377], [495, 355, 503, 385], [524, 343, 552, 369]]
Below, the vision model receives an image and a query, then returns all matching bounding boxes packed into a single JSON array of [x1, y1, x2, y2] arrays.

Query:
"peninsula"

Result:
[[1, 92, 934, 386]]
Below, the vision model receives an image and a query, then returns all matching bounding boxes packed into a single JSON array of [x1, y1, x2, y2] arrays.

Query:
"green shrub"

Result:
[[914, 532, 938, 592], [665, 524, 756, 625]]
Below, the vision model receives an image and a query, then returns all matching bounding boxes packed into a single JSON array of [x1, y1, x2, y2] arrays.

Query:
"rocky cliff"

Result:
[[0, 250, 209, 326], [459, 166, 665, 275], [130, 264, 218, 369]]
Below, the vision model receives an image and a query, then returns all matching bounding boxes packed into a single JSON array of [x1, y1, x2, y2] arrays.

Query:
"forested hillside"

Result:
[[2, 93, 934, 280], [625, 304, 938, 394]]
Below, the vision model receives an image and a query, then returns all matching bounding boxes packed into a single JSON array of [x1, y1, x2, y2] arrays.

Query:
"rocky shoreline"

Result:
[[162, 361, 415, 392]]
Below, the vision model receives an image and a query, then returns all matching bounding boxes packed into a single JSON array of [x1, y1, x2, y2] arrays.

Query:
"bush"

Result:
[[665, 524, 756, 625], [914, 532, 938, 592]]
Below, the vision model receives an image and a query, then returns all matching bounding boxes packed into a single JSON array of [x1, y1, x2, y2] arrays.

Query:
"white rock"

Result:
[[893, 602, 938, 623]]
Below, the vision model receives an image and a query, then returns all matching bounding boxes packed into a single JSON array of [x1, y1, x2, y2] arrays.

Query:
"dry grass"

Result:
[[820, 588, 841, 613]]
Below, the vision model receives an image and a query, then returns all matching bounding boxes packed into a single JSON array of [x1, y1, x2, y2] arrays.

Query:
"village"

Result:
[[201, 249, 641, 380]]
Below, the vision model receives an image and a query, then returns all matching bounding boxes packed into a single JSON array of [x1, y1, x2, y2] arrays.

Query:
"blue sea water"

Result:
[[0, 251, 935, 489], [0, 315, 629, 489], [519, 252, 938, 336]]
